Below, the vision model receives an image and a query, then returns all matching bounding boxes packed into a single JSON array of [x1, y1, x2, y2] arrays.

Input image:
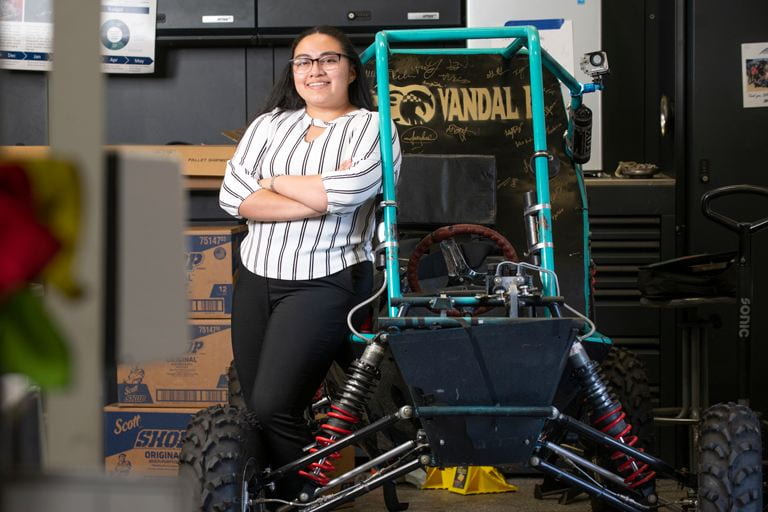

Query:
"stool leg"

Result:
[[688, 325, 703, 471], [690, 325, 701, 421], [701, 324, 709, 409], [675, 327, 691, 419]]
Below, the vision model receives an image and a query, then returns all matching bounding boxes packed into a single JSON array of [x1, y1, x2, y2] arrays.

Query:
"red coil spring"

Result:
[[592, 405, 656, 489], [298, 404, 361, 486]]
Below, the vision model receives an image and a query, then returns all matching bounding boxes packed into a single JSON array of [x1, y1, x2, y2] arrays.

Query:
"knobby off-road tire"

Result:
[[590, 346, 655, 512], [179, 405, 263, 512], [227, 362, 248, 410], [598, 346, 655, 449], [698, 402, 763, 512]]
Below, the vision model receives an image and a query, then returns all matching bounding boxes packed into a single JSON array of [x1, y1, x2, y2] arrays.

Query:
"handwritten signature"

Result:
[[486, 66, 510, 79], [411, 59, 442, 80], [547, 122, 564, 135], [390, 69, 417, 81], [401, 127, 439, 145], [504, 124, 524, 138], [446, 59, 467, 72], [497, 176, 521, 190], [514, 136, 534, 148], [446, 124, 477, 142], [401, 127, 438, 152], [438, 72, 470, 84]]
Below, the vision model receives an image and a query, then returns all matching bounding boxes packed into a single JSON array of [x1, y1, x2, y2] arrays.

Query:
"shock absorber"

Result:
[[569, 341, 657, 498], [298, 338, 386, 486]]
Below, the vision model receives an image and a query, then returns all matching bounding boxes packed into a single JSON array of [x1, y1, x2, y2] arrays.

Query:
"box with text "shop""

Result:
[[104, 404, 200, 477], [117, 319, 232, 407]]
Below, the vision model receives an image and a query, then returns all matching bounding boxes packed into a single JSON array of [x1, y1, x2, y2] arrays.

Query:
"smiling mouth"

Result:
[[306, 81, 330, 88]]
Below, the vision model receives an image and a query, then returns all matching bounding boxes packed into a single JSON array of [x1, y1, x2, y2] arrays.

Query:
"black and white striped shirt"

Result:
[[219, 107, 402, 280]]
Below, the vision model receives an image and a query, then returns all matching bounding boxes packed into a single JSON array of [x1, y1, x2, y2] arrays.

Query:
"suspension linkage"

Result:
[[552, 411, 694, 487], [267, 406, 412, 482]]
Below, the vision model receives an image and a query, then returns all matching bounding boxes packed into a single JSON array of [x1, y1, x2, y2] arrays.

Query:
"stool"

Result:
[[640, 296, 734, 467]]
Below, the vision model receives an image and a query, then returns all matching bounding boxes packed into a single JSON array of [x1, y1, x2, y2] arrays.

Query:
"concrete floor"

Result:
[[348, 478, 688, 511]]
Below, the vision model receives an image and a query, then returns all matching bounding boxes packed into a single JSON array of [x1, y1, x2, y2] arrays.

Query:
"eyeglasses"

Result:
[[290, 53, 350, 74]]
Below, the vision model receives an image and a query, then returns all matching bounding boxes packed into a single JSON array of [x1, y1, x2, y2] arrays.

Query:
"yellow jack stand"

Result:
[[423, 466, 518, 495]]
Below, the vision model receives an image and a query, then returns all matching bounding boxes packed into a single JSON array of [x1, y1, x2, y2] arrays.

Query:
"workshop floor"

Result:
[[348, 478, 688, 511]]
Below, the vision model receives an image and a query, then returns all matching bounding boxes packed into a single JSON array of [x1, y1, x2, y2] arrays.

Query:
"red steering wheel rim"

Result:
[[405, 224, 519, 317]]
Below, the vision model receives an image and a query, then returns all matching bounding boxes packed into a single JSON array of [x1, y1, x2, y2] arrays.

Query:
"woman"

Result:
[[218, 25, 402, 501]]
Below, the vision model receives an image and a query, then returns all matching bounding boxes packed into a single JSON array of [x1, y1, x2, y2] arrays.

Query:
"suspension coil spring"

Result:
[[576, 360, 657, 492], [298, 359, 381, 486]]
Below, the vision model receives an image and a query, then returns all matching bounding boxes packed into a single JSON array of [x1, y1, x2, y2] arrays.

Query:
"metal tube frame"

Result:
[[268, 410, 403, 481], [359, 27, 603, 314], [554, 413, 695, 487], [307, 458, 424, 512], [542, 441, 628, 488], [533, 459, 647, 512], [315, 440, 419, 495]]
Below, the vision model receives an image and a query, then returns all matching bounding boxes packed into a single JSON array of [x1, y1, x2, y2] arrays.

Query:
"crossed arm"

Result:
[[220, 112, 400, 223], [237, 161, 351, 222]]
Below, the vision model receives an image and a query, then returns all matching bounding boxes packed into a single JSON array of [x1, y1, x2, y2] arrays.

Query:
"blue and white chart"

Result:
[[0, 0, 156, 73], [101, 0, 156, 74]]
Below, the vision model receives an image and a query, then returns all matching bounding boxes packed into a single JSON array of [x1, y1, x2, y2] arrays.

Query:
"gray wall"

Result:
[[0, 70, 48, 145], [1, 45, 284, 146]]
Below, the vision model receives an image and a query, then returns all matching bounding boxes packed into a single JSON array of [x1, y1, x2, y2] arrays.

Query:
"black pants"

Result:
[[231, 261, 372, 498]]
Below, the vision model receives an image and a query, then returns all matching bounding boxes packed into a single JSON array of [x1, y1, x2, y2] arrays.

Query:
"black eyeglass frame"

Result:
[[289, 52, 352, 73]]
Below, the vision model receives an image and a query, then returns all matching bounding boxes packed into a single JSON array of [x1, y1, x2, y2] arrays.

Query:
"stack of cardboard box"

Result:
[[103, 224, 246, 477]]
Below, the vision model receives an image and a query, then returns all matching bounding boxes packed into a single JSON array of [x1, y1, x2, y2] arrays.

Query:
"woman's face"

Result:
[[292, 33, 356, 113]]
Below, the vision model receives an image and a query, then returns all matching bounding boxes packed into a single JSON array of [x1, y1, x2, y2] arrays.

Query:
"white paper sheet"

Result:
[[742, 42, 768, 108], [0, 0, 156, 73]]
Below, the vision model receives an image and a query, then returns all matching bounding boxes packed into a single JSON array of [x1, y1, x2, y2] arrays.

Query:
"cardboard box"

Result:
[[0, 145, 234, 177], [117, 319, 232, 407], [186, 225, 246, 318], [104, 404, 200, 478]]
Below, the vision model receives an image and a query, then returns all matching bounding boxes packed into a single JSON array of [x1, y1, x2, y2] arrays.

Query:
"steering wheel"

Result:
[[405, 224, 519, 316]]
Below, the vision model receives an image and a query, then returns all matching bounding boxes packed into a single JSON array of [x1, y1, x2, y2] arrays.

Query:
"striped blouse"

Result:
[[219, 107, 402, 280]]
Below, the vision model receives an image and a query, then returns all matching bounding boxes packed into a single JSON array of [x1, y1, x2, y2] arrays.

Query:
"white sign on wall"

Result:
[[741, 42, 768, 108], [466, 0, 603, 170], [0, 0, 156, 73]]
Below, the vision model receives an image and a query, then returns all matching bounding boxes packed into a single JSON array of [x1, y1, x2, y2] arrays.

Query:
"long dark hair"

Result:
[[256, 26, 374, 117]]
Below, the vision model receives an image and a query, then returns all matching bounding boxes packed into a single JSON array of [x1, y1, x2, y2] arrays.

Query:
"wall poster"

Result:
[[742, 42, 768, 108], [0, 0, 156, 73]]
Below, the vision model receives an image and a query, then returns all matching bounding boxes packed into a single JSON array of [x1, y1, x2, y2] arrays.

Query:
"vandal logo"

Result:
[[739, 298, 751, 339], [384, 84, 533, 126], [436, 86, 532, 122], [389, 85, 436, 126]]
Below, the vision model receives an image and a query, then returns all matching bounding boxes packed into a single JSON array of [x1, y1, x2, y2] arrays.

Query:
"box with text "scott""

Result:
[[185, 224, 246, 318], [104, 404, 200, 478], [117, 319, 232, 407]]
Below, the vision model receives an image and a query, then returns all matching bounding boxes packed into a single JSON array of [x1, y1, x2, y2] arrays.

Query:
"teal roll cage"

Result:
[[358, 26, 602, 322]]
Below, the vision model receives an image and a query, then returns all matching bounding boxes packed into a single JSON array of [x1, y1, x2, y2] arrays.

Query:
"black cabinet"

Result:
[[586, 177, 676, 404], [257, 0, 463, 39], [156, 0, 256, 39]]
